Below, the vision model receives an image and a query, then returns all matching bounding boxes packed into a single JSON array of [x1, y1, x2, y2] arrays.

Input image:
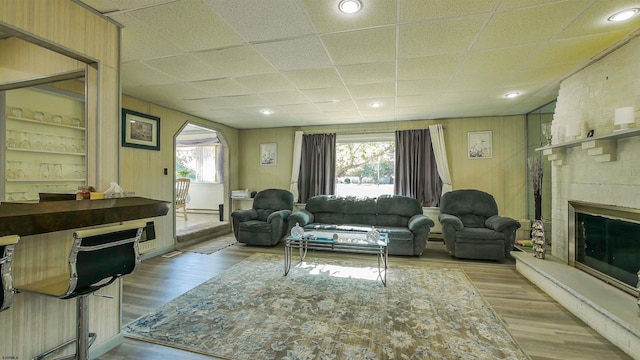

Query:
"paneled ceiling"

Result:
[[78, 0, 640, 129]]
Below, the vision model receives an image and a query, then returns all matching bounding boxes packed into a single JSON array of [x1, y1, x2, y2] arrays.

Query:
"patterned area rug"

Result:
[[181, 234, 237, 255], [124, 254, 529, 360]]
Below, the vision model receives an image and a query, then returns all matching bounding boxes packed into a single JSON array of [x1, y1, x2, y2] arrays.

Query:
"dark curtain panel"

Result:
[[394, 129, 442, 207], [298, 133, 336, 203]]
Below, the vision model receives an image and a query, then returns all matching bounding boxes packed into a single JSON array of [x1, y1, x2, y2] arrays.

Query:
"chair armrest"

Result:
[[408, 214, 435, 232], [485, 215, 521, 232], [439, 213, 464, 231], [267, 209, 292, 223], [289, 209, 314, 227], [230, 209, 258, 222]]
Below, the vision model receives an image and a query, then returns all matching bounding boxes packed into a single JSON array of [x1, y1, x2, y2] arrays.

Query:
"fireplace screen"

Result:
[[576, 212, 640, 291]]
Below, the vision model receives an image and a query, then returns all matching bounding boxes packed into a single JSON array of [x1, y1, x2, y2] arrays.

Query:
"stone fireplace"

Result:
[[568, 201, 640, 296]]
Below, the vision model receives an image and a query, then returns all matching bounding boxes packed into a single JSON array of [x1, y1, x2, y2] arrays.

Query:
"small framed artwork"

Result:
[[467, 130, 492, 159], [260, 143, 277, 166], [122, 108, 160, 151]]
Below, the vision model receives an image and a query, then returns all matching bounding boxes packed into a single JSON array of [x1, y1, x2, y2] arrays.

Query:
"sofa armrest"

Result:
[[485, 215, 521, 232], [289, 209, 314, 227], [439, 213, 464, 231], [230, 209, 258, 222], [267, 209, 292, 223], [408, 214, 435, 232]]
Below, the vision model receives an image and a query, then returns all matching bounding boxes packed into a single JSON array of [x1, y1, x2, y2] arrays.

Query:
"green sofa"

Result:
[[288, 195, 434, 256]]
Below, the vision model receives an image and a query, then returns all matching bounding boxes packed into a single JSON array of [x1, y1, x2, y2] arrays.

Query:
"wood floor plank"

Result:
[[99, 237, 632, 360]]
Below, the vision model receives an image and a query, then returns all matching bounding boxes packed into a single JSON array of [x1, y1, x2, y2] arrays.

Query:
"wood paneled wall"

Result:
[[0, 1, 122, 358], [238, 116, 527, 220]]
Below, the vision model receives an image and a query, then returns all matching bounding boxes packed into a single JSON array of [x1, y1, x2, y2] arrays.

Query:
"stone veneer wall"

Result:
[[551, 36, 640, 262]]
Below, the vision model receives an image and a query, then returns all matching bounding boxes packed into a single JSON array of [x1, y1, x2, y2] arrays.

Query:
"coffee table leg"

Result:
[[377, 247, 388, 287], [284, 241, 292, 276]]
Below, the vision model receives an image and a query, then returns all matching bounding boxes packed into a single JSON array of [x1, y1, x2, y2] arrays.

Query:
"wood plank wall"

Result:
[[239, 116, 527, 219], [0, 1, 122, 358]]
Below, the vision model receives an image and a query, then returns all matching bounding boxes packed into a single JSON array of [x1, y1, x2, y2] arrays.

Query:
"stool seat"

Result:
[[0, 235, 19, 312], [20, 221, 147, 360]]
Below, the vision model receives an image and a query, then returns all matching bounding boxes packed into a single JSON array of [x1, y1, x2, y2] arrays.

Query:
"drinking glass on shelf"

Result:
[[44, 134, 55, 151], [9, 107, 23, 117], [6, 130, 16, 148], [52, 163, 62, 179], [33, 111, 45, 121], [56, 136, 67, 152], [67, 137, 79, 153], [52, 114, 63, 124], [39, 163, 49, 179], [72, 164, 85, 179], [12, 161, 25, 179], [18, 131, 30, 149], [29, 132, 43, 150], [71, 118, 81, 127]]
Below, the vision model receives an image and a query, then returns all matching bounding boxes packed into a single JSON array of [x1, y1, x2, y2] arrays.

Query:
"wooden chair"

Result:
[[175, 178, 190, 220]]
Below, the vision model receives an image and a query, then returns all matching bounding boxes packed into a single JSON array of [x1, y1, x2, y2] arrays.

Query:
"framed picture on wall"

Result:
[[122, 108, 160, 151], [260, 143, 277, 166], [467, 131, 492, 159]]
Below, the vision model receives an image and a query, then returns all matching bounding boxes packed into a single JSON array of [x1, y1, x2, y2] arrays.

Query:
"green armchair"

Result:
[[439, 189, 521, 261], [231, 189, 294, 246]]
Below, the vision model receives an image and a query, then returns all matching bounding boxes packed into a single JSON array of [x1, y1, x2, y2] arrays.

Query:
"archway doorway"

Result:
[[174, 123, 231, 247]]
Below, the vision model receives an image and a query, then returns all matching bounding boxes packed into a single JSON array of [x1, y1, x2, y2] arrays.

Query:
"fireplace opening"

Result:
[[569, 201, 640, 296]]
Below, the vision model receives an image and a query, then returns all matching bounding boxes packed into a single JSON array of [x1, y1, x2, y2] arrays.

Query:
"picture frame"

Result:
[[467, 130, 492, 159], [122, 108, 160, 151], [260, 143, 277, 166]]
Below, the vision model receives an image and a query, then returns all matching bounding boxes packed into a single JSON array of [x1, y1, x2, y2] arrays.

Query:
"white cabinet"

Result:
[[2, 86, 86, 201]]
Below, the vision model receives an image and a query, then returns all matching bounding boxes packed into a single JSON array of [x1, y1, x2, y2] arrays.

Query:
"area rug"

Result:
[[124, 253, 529, 360], [181, 234, 237, 255]]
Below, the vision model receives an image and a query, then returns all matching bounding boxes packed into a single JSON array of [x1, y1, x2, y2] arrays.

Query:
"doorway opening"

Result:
[[174, 123, 231, 246]]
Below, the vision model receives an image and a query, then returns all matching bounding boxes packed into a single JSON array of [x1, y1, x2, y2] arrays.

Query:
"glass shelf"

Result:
[[6, 115, 85, 130], [6, 179, 85, 182], [6, 147, 85, 157]]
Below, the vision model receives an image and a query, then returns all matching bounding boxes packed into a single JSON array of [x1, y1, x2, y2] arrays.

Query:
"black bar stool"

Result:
[[19, 221, 147, 360], [0, 235, 19, 312]]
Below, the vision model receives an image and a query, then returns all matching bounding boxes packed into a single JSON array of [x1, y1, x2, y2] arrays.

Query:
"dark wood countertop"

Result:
[[0, 197, 170, 237]]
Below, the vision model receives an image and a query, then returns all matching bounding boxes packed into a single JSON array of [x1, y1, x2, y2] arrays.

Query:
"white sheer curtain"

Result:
[[289, 131, 303, 202], [428, 124, 453, 194]]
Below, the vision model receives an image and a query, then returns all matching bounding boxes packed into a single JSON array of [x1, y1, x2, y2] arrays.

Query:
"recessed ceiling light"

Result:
[[504, 92, 520, 99], [369, 101, 383, 108], [260, 109, 273, 115], [608, 8, 639, 22], [339, 0, 361, 14]]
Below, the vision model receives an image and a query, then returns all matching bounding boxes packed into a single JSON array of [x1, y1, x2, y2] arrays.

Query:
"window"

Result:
[[176, 145, 221, 183], [335, 133, 395, 197]]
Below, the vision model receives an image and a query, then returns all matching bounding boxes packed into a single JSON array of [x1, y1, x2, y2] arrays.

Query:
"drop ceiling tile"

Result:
[[121, 61, 179, 87], [557, 1, 640, 39], [143, 54, 223, 82], [315, 100, 358, 112], [209, 0, 315, 42], [88, 0, 173, 12], [473, 1, 582, 49], [337, 62, 396, 85], [235, 73, 297, 93], [322, 27, 396, 65], [254, 37, 332, 71], [458, 45, 537, 75], [400, 0, 498, 21], [189, 78, 253, 97], [397, 78, 450, 96], [397, 95, 438, 107], [220, 94, 269, 107], [127, 0, 244, 51], [181, 97, 235, 109], [397, 55, 463, 81], [355, 97, 396, 111], [508, 65, 574, 85], [399, 16, 489, 58], [447, 72, 510, 92], [125, 83, 209, 102], [278, 103, 321, 114], [111, 13, 183, 62], [302, 87, 351, 102], [347, 83, 395, 99], [395, 105, 434, 116], [197, 46, 276, 77], [259, 91, 310, 105], [283, 68, 344, 89], [302, 0, 397, 33]]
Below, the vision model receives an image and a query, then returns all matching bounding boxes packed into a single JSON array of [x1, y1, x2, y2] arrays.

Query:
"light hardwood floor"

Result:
[[100, 239, 632, 360]]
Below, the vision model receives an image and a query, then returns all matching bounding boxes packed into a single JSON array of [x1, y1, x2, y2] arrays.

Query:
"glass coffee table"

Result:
[[284, 230, 389, 286]]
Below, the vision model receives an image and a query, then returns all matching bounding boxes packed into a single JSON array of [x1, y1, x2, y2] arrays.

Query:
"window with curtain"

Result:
[[176, 144, 222, 183], [394, 129, 442, 207]]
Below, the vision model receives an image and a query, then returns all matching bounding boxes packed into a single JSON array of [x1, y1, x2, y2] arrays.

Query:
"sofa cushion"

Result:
[[376, 195, 422, 227], [239, 220, 273, 233], [456, 228, 505, 242]]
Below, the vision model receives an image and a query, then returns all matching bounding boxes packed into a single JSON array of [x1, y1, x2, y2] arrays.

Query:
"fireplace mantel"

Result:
[[535, 127, 640, 165]]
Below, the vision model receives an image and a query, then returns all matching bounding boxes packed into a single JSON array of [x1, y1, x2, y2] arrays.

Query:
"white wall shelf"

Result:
[[7, 148, 85, 156], [536, 127, 640, 165], [7, 115, 85, 130]]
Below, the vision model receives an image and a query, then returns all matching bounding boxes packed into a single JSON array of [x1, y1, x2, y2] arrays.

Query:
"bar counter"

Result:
[[0, 197, 170, 237]]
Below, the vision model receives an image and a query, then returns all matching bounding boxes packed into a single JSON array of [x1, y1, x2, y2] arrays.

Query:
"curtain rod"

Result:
[[303, 126, 446, 135]]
